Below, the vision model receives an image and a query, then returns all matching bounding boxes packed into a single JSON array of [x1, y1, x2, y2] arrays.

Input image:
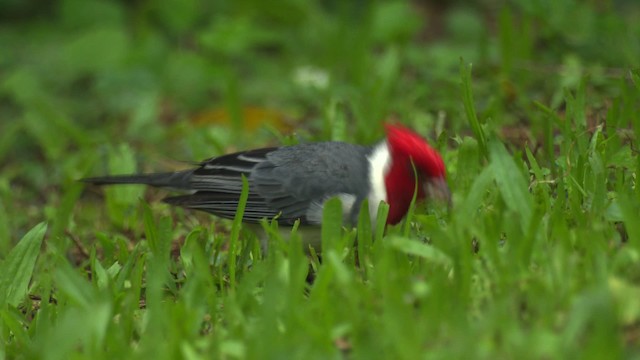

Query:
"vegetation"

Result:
[[1, 0, 639, 358]]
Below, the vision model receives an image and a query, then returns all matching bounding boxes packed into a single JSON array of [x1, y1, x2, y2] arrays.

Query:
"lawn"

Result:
[[1, 0, 640, 359]]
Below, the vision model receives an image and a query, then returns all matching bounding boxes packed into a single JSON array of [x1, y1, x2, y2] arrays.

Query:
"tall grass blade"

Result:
[[229, 175, 250, 288], [460, 58, 488, 160]]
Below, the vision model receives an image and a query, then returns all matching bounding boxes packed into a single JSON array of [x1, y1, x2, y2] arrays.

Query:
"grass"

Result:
[[1, 0, 640, 359]]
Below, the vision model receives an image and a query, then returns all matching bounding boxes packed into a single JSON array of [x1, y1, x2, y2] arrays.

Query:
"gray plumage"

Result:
[[83, 142, 374, 225]]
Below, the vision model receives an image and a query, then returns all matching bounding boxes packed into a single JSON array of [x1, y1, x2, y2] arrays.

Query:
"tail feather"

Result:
[[82, 170, 194, 189]]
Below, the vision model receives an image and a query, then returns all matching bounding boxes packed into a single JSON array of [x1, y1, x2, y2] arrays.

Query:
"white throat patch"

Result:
[[367, 141, 391, 224]]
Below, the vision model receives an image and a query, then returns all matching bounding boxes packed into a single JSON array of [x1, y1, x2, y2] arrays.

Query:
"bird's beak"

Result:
[[424, 177, 452, 209]]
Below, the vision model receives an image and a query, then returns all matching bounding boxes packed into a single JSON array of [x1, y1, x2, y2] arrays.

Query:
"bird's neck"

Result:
[[367, 142, 421, 225]]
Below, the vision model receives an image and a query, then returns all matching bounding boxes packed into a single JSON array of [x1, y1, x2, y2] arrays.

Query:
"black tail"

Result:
[[82, 170, 194, 189]]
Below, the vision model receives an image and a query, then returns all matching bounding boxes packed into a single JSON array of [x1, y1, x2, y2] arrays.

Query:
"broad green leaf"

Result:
[[490, 141, 533, 230], [0, 222, 47, 307]]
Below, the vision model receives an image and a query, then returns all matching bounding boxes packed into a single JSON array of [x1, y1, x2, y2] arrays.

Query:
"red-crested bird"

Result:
[[83, 124, 449, 249]]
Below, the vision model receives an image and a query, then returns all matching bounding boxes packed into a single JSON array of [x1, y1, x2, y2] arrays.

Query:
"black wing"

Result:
[[164, 147, 286, 223], [247, 142, 372, 224], [85, 143, 372, 225]]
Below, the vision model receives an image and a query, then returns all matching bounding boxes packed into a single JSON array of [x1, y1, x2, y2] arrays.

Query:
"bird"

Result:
[[83, 124, 450, 250]]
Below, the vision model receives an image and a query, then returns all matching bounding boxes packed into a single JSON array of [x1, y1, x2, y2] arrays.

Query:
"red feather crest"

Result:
[[384, 124, 446, 177]]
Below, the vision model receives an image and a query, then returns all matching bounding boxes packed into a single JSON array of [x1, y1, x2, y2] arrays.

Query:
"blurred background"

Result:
[[0, 0, 639, 244]]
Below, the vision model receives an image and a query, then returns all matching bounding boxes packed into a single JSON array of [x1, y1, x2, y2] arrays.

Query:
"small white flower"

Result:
[[293, 66, 330, 90]]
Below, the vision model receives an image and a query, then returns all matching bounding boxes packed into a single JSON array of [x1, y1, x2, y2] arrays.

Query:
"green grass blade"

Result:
[[374, 202, 389, 243], [105, 144, 143, 226], [0, 222, 47, 307], [0, 196, 10, 254], [401, 161, 420, 236], [489, 141, 533, 231], [460, 58, 488, 160], [372, 201, 390, 260], [50, 181, 83, 242], [457, 165, 493, 222], [321, 197, 343, 252], [228, 175, 250, 289], [387, 236, 452, 268], [357, 199, 373, 276]]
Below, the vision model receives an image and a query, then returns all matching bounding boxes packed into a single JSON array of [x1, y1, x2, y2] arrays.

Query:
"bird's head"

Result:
[[383, 124, 450, 224]]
